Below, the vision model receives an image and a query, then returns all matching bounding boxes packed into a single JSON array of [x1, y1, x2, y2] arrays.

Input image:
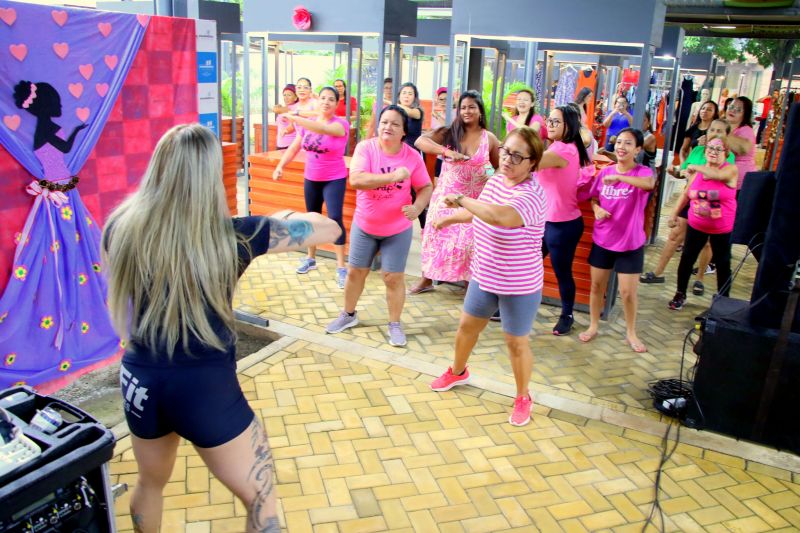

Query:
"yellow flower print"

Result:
[[61, 206, 73, 221], [85, 216, 93, 226], [14, 381, 25, 386], [78, 273, 88, 286], [75, 232, 81, 243], [40, 316, 54, 330], [92, 263, 101, 273], [0, 311, 7, 323], [81, 322, 90, 334], [14, 232, 29, 245], [51, 240, 61, 253], [119, 339, 127, 349], [14, 265, 27, 281], [59, 360, 72, 372], [5, 353, 16, 366]]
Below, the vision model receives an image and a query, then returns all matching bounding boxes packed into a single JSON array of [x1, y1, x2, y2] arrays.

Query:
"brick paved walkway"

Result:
[[111, 341, 800, 532]]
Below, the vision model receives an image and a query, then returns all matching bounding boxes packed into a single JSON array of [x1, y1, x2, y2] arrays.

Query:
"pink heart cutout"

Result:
[[136, 14, 149, 27], [53, 42, 69, 59], [98, 22, 112, 37], [3, 115, 21, 131], [76, 108, 90, 123], [9, 43, 27, 62], [104, 55, 118, 70], [79, 64, 93, 80], [0, 7, 17, 26], [68, 83, 83, 98], [51, 10, 67, 27], [95, 83, 109, 97]]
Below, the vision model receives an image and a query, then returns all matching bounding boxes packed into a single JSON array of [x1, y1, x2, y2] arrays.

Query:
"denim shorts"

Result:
[[348, 221, 413, 273], [463, 282, 542, 336]]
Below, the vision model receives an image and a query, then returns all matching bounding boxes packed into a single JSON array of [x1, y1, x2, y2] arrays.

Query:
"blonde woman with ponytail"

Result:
[[103, 124, 340, 533]]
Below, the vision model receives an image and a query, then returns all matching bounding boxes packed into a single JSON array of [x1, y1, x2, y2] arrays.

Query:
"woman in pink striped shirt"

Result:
[[428, 127, 547, 427]]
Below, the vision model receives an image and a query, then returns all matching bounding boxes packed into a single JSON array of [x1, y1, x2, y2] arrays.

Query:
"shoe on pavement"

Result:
[[553, 314, 574, 336], [509, 394, 533, 426], [388, 322, 407, 347], [668, 292, 686, 311], [430, 367, 471, 391], [296, 257, 317, 274], [326, 310, 358, 334], [640, 272, 665, 284], [692, 280, 705, 296]]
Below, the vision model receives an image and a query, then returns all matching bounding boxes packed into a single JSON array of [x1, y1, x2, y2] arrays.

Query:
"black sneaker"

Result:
[[668, 292, 686, 310], [553, 314, 574, 336], [489, 310, 501, 322], [692, 280, 705, 296], [640, 272, 665, 284]]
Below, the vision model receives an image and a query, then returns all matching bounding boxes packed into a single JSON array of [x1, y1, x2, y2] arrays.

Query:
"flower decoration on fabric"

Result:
[[14, 265, 27, 281], [119, 339, 127, 349], [75, 231, 80, 242], [81, 321, 89, 334], [4, 353, 15, 366], [0, 311, 7, 323], [61, 205, 73, 220], [78, 273, 87, 285], [40, 315, 54, 329], [14, 232, 29, 245], [292, 6, 312, 30], [59, 360, 71, 372], [50, 240, 60, 253], [92, 262, 101, 272]]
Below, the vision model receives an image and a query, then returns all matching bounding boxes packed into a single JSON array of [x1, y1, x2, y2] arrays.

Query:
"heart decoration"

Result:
[[68, 83, 83, 98], [3, 115, 21, 131], [51, 10, 68, 27], [0, 7, 17, 26], [95, 83, 109, 97], [136, 14, 149, 27], [98, 22, 112, 37], [52, 42, 69, 59], [10, 43, 27, 62], [79, 64, 93, 80], [104, 54, 118, 70], [76, 108, 90, 123]]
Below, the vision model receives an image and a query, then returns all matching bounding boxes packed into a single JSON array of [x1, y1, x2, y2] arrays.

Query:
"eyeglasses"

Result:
[[706, 146, 726, 154], [296, 84, 311, 89], [499, 146, 533, 165], [728, 106, 743, 113], [546, 118, 562, 126]]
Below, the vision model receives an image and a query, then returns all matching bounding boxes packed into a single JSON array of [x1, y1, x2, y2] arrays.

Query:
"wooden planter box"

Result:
[[247, 150, 354, 254], [221, 116, 244, 169], [221, 141, 239, 215]]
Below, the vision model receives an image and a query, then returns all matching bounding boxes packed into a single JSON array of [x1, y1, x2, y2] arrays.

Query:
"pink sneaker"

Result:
[[509, 394, 533, 426], [430, 367, 471, 391]]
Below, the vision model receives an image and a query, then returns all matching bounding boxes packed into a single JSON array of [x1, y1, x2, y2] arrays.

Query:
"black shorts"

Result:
[[678, 205, 689, 219], [120, 359, 254, 448], [588, 243, 645, 274]]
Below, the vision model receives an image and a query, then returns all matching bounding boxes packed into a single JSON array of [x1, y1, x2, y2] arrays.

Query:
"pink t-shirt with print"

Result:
[[472, 175, 547, 295], [731, 125, 756, 190], [535, 141, 581, 222], [298, 116, 350, 182], [506, 113, 548, 141], [350, 138, 432, 237], [590, 164, 653, 252], [687, 163, 737, 235], [276, 103, 298, 148]]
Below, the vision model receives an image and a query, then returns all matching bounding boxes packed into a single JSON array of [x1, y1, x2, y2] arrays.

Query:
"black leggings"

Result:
[[304, 177, 347, 245], [677, 226, 732, 296], [542, 216, 584, 316], [410, 188, 427, 229]]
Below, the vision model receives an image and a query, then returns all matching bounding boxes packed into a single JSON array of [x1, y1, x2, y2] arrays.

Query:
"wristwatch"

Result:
[[454, 194, 465, 206]]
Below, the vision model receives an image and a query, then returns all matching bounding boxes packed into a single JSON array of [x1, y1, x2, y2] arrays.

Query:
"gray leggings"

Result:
[[348, 222, 413, 273]]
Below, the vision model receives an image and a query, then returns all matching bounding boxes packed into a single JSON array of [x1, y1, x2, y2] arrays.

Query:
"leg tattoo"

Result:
[[247, 418, 278, 532], [131, 513, 146, 533]]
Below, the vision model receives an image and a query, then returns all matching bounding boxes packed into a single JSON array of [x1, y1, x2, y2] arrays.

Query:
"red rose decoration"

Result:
[[292, 6, 311, 30]]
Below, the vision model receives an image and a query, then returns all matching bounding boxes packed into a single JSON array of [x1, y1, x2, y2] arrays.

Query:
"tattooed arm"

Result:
[[265, 211, 341, 253]]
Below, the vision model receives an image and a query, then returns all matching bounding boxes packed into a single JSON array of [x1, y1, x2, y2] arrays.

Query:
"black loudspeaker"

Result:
[[731, 171, 776, 261], [684, 297, 800, 454], [750, 103, 800, 330]]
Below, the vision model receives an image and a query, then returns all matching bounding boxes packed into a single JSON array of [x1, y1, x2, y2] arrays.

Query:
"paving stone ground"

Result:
[[111, 342, 800, 532], [110, 210, 800, 532]]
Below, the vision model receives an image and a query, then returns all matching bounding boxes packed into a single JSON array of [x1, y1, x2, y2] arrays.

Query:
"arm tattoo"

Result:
[[269, 219, 313, 249], [131, 514, 146, 533], [247, 418, 278, 532]]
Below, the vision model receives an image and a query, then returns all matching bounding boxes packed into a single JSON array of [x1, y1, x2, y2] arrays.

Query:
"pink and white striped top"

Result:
[[471, 174, 547, 295]]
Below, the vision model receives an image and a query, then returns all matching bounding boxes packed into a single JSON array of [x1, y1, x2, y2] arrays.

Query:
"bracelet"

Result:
[[282, 211, 296, 220], [454, 194, 464, 206]]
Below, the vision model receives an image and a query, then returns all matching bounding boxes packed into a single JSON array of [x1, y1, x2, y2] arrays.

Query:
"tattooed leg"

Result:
[[246, 418, 278, 533]]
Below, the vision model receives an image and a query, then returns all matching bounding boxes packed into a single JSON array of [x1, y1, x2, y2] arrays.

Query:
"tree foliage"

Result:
[[683, 36, 745, 62], [744, 39, 800, 69]]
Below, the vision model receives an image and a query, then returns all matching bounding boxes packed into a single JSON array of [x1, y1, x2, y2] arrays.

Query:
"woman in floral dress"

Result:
[[408, 90, 500, 293]]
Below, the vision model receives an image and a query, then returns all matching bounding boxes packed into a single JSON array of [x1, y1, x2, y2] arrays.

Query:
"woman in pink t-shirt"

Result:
[[272, 77, 317, 118], [534, 104, 592, 335], [428, 127, 546, 427], [725, 96, 756, 190], [503, 88, 547, 142], [579, 129, 655, 353], [668, 137, 738, 311], [273, 86, 350, 287], [273, 84, 299, 149], [325, 106, 432, 346]]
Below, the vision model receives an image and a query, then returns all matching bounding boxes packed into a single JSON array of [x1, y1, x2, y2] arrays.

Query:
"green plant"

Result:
[[220, 71, 263, 117]]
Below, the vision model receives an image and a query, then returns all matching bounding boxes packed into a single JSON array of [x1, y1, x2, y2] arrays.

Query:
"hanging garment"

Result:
[[673, 77, 697, 155], [554, 66, 578, 107], [574, 67, 597, 127], [534, 64, 544, 106], [0, 3, 149, 388]]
